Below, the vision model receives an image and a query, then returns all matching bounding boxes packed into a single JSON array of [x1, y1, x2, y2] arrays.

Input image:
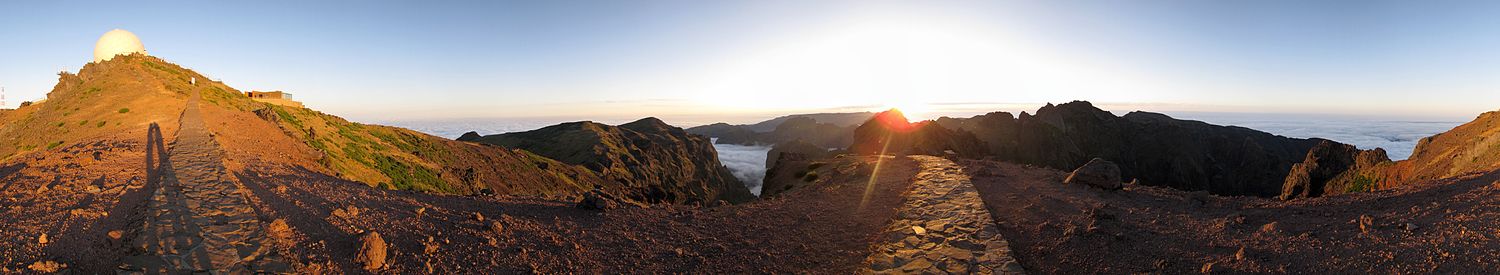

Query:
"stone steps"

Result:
[[863, 156, 1025, 274], [119, 89, 289, 273]]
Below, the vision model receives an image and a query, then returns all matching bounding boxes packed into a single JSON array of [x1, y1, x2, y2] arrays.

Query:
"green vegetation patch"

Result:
[[370, 154, 450, 193], [96, 121, 107, 128], [1346, 175, 1376, 193], [118, 108, 130, 114], [46, 141, 64, 150]]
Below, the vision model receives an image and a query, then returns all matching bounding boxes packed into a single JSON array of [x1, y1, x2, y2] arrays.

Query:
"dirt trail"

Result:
[[119, 89, 288, 273], [863, 156, 1025, 274]]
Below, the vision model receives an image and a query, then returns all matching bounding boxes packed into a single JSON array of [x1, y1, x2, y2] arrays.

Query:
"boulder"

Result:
[[355, 232, 388, 271], [1064, 158, 1122, 190], [576, 191, 620, 210]]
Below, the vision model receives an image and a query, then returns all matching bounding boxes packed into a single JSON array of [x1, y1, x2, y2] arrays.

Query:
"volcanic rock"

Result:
[[355, 231, 388, 271], [29, 261, 66, 273], [762, 152, 810, 197], [576, 191, 620, 210], [1064, 158, 1123, 190], [1280, 140, 1392, 200]]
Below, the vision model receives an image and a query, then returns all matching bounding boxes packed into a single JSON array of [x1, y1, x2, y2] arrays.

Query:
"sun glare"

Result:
[[678, 10, 1176, 120], [882, 103, 930, 122]]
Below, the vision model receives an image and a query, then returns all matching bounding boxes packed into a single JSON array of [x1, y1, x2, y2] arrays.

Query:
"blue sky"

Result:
[[2, 0, 1499, 126]]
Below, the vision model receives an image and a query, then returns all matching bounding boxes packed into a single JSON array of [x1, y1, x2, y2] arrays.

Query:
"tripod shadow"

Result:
[[145, 123, 169, 182], [88, 122, 175, 270]]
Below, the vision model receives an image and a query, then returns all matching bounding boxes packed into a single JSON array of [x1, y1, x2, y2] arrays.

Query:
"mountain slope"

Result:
[[0, 54, 192, 161], [471, 118, 755, 204], [10, 55, 616, 200], [1282, 110, 1500, 198]]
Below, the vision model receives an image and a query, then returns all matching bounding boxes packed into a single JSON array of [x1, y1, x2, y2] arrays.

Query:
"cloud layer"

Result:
[[712, 143, 773, 196]]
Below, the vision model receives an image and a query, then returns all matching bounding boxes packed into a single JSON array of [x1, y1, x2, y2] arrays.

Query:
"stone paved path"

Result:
[[863, 156, 1025, 274], [120, 89, 288, 273]]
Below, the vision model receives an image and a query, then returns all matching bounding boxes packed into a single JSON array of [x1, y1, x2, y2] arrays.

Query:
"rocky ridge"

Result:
[[687, 112, 873, 148], [1280, 110, 1500, 199], [856, 101, 1330, 197], [468, 117, 755, 204]]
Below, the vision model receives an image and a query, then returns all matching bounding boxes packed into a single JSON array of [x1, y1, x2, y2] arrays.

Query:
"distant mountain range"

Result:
[[687, 112, 875, 149]]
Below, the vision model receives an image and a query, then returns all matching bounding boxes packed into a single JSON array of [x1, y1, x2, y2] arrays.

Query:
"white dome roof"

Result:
[[93, 29, 147, 63]]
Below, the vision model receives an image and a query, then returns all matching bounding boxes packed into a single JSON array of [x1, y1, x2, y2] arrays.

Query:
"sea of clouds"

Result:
[[711, 142, 773, 196], [1166, 112, 1464, 160]]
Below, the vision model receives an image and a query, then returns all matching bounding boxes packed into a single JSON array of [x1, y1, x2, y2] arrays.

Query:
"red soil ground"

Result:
[[964, 159, 1500, 274]]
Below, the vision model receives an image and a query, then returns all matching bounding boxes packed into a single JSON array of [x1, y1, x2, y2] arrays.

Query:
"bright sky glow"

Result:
[[2, 1, 1499, 126]]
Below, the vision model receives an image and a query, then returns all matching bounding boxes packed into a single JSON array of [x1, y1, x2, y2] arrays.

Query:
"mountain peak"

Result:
[[621, 117, 677, 134]]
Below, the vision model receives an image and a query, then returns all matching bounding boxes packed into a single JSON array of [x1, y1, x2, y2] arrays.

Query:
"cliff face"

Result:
[[1283, 110, 1500, 198], [865, 101, 1327, 197], [1279, 141, 1393, 200], [473, 118, 755, 204]]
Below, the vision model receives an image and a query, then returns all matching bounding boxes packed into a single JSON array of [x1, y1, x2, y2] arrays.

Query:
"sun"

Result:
[[881, 102, 931, 122]]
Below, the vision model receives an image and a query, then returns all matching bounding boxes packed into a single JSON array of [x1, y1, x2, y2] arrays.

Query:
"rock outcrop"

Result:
[[760, 150, 824, 197], [471, 117, 755, 204], [766, 140, 830, 168], [356, 231, 388, 271], [1064, 158, 1123, 190], [1279, 140, 1392, 200]]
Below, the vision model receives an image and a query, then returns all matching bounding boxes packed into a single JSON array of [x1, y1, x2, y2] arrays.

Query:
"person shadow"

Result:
[[145, 123, 168, 182], [78, 122, 177, 271]]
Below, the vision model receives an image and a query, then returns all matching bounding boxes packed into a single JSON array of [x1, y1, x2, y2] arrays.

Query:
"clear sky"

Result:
[[2, 0, 1499, 126]]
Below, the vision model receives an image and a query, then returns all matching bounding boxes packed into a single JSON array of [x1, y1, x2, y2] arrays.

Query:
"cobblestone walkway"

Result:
[[120, 90, 288, 273], [863, 156, 1025, 274]]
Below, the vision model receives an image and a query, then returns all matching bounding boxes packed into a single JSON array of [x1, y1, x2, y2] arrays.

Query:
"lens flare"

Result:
[[860, 131, 896, 209]]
